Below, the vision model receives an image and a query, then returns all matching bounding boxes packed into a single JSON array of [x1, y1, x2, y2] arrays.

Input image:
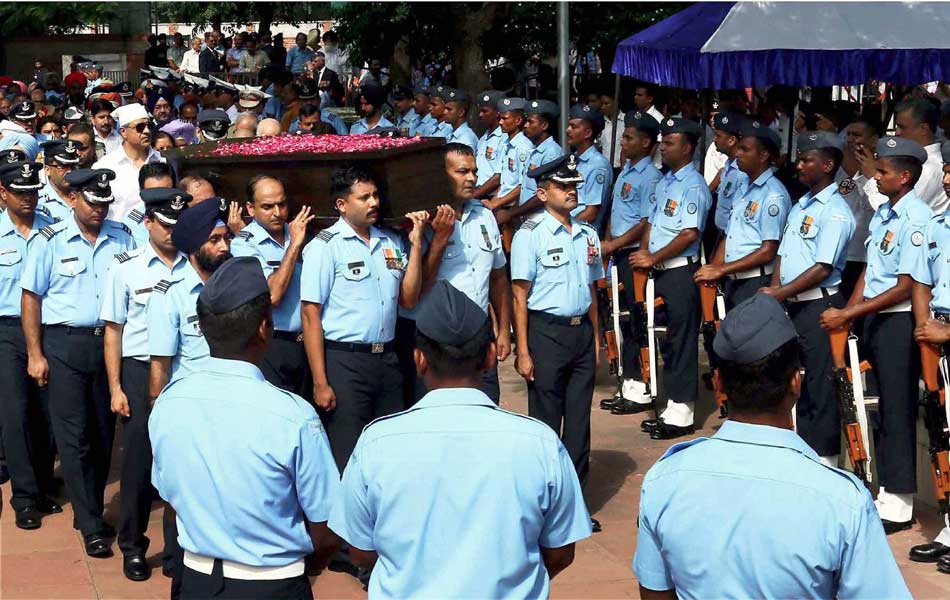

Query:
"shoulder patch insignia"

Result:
[[317, 229, 337, 243], [687, 203, 698, 215], [154, 279, 174, 294], [39, 225, 58, 240], [115, 252, 132, 263], [595, 172, 606, 185], [768, 204, 780, 217], [127, 209, 144, 224], [911, 231, 924, 246]]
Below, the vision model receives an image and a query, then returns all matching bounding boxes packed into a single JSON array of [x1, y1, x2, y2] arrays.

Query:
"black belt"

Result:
[[529, 310, 590, 327], [274, 330, 304, 343], [0, 316, 21, 326], [45, 324, 105, 337], [324, 339, 394, 354]]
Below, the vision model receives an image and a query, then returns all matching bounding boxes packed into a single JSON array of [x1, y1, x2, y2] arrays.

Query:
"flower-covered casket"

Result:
[[164, 134, 449, 226]]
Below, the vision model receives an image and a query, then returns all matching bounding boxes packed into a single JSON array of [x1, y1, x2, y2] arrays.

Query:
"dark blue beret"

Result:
[[525, 99, 558, 118], [197, 256, 269, 315], [713, 293, 798, 363], [416, 280, 488, 347], [65, 168, 115, 203], [390, 84, 413, 101], [739, 119, 782, 151], [623, 110, 660, 136], [876, 136, 927, 163], [141, 187, 191, 225], [797, 130, 845, 153], [713, 111, 745, 135], [477, 90, 505, 108], [0, 161, 43, 191], [569, 103, 605, 132], [172, 197, 228, 254], [660, 116, 703, 138], [497, 97, 527, 112]]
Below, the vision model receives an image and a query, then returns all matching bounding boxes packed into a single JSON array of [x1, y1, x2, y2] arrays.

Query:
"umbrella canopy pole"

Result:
[[610, 73, 621, 165], [558, 1, 570, 152]]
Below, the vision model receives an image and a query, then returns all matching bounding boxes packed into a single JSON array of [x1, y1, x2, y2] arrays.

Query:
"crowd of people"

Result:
[[2, 24, 950, 600]]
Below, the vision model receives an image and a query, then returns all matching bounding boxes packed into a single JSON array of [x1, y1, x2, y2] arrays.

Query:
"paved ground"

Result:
[[2, 358, 950, 599]]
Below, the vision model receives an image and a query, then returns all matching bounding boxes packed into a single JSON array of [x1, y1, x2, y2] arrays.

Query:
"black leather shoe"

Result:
[[15, 507, 41, 530], [611, 399, 652, 415], [101, 523, 116, 538], [35, 497, 62, 514], [937, 554, 950, 574], [123, 554, 151, 581], [641, 418, 661, 433], [881, 519, 912, 535], [600, 396, 621, 410], [591, 518, 602, 533], [84, 533, 113, 558], [650, 422, 695, 440], [910, 542, 950, 563]]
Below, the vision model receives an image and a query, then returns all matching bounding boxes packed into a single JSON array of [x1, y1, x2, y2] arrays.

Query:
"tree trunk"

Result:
[[257, 2, 275, 35], [391, 35, 411, 85], [452, 3, 499, 94]]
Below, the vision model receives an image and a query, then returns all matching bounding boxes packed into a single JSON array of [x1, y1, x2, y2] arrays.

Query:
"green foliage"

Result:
[[0, 2, 119, 36], [151, 2, 332, 35]]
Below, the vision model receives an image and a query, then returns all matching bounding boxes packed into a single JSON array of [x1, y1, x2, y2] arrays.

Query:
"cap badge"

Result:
[[752, 121, 761, 128], [667, 119, 674, 126], [483, 95, 489, 102], [886, 138, 897, 148], [567, 154, 578, 171], [171, 195, 186, 211], [219, 198, 228, 212], [635, 111, 642, 118], [721, 116, 729, 124], [3, 154, 17, 164], [503, 99, 511, 106], [531, 101, 538, 107], [65, 140, 76, 153], [21, 164, 33, 178], [583, 105, 590, 112], [808, 133, 818, 141]]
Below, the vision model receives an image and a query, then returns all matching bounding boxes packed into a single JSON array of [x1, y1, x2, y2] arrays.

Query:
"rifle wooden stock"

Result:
[[595, 275, 620, 368], [633, 269, 652, 386], [919, 342, 950, 515], [699, 283, 727, 417], [828, 326, 869, 482]]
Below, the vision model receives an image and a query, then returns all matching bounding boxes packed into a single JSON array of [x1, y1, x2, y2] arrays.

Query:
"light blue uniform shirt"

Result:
[[38, 181, 71, 223], [863, 192, 931, 299], [724, 169, 791, 262], [476, 125, 505, 187], [231, 220, 302, 333], [121, 201, 149, 246], [511, 211, 605, 316], [396, 110, 420, 137], [433, 121, 453, 138], [415, 113, 438, 137], [0, 209, 53, 317], [778, 183, 855, 288], [498, 131, 534, 198], [634, 420, 911, 600], [150, 357, 340, 567], [328, 387, 591, 600], [911, 211, 950, 312], [573, 144, 611, 220], [100, 243, 188, 362], [285, 47, 316, 74], [349, 115, 395, 135], [609, 156, 662, 240], [20, 217, 135, 326], [715, 157, 749, 231], [301, 218, 407, 343], [147, 263, 208, 379], [647, 163, 712, 258], [448, 121, 478, 150], [519, 136, 564, 205]]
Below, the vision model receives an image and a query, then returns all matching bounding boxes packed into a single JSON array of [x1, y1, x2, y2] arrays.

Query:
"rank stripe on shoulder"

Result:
[[317, 230, 337, 242], [128, 209, 144, 224], [39, 225, 59, 240], [115, 252, 132, 263], [235, 230, 253, 240], [521, 219, 539, 231], [154, 279, 173, 293]]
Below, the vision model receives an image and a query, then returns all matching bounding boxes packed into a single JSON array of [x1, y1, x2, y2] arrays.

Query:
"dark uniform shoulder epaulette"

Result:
[[235, 229, 253, 241], [36, 205, 52, 219], [579, 221, 596, 234], [40, 221, 66, 240], [153, 278, 179, 294], [127, 208, 144, 224], [114, 222, 133, 235], [115, 246, 145, 264], [316, 229, 337, 243], [520, 218, 540, 231]]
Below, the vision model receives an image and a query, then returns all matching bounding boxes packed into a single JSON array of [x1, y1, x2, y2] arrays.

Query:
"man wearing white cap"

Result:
[[93, 104, 163, 220]]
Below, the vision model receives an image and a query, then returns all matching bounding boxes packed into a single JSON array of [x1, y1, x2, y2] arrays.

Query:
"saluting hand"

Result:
[[430, 204, 455, 242], [313, 382, 337, 412], [405, 210, 429, 246], [855, 143, 877, 179], [28, 354, 49, 388], [289, 206, 315, 247], [111, 389, 131, 418]]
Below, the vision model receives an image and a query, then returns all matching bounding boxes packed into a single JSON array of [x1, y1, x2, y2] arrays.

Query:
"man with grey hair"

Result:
[[230, 113, 258, 138]]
